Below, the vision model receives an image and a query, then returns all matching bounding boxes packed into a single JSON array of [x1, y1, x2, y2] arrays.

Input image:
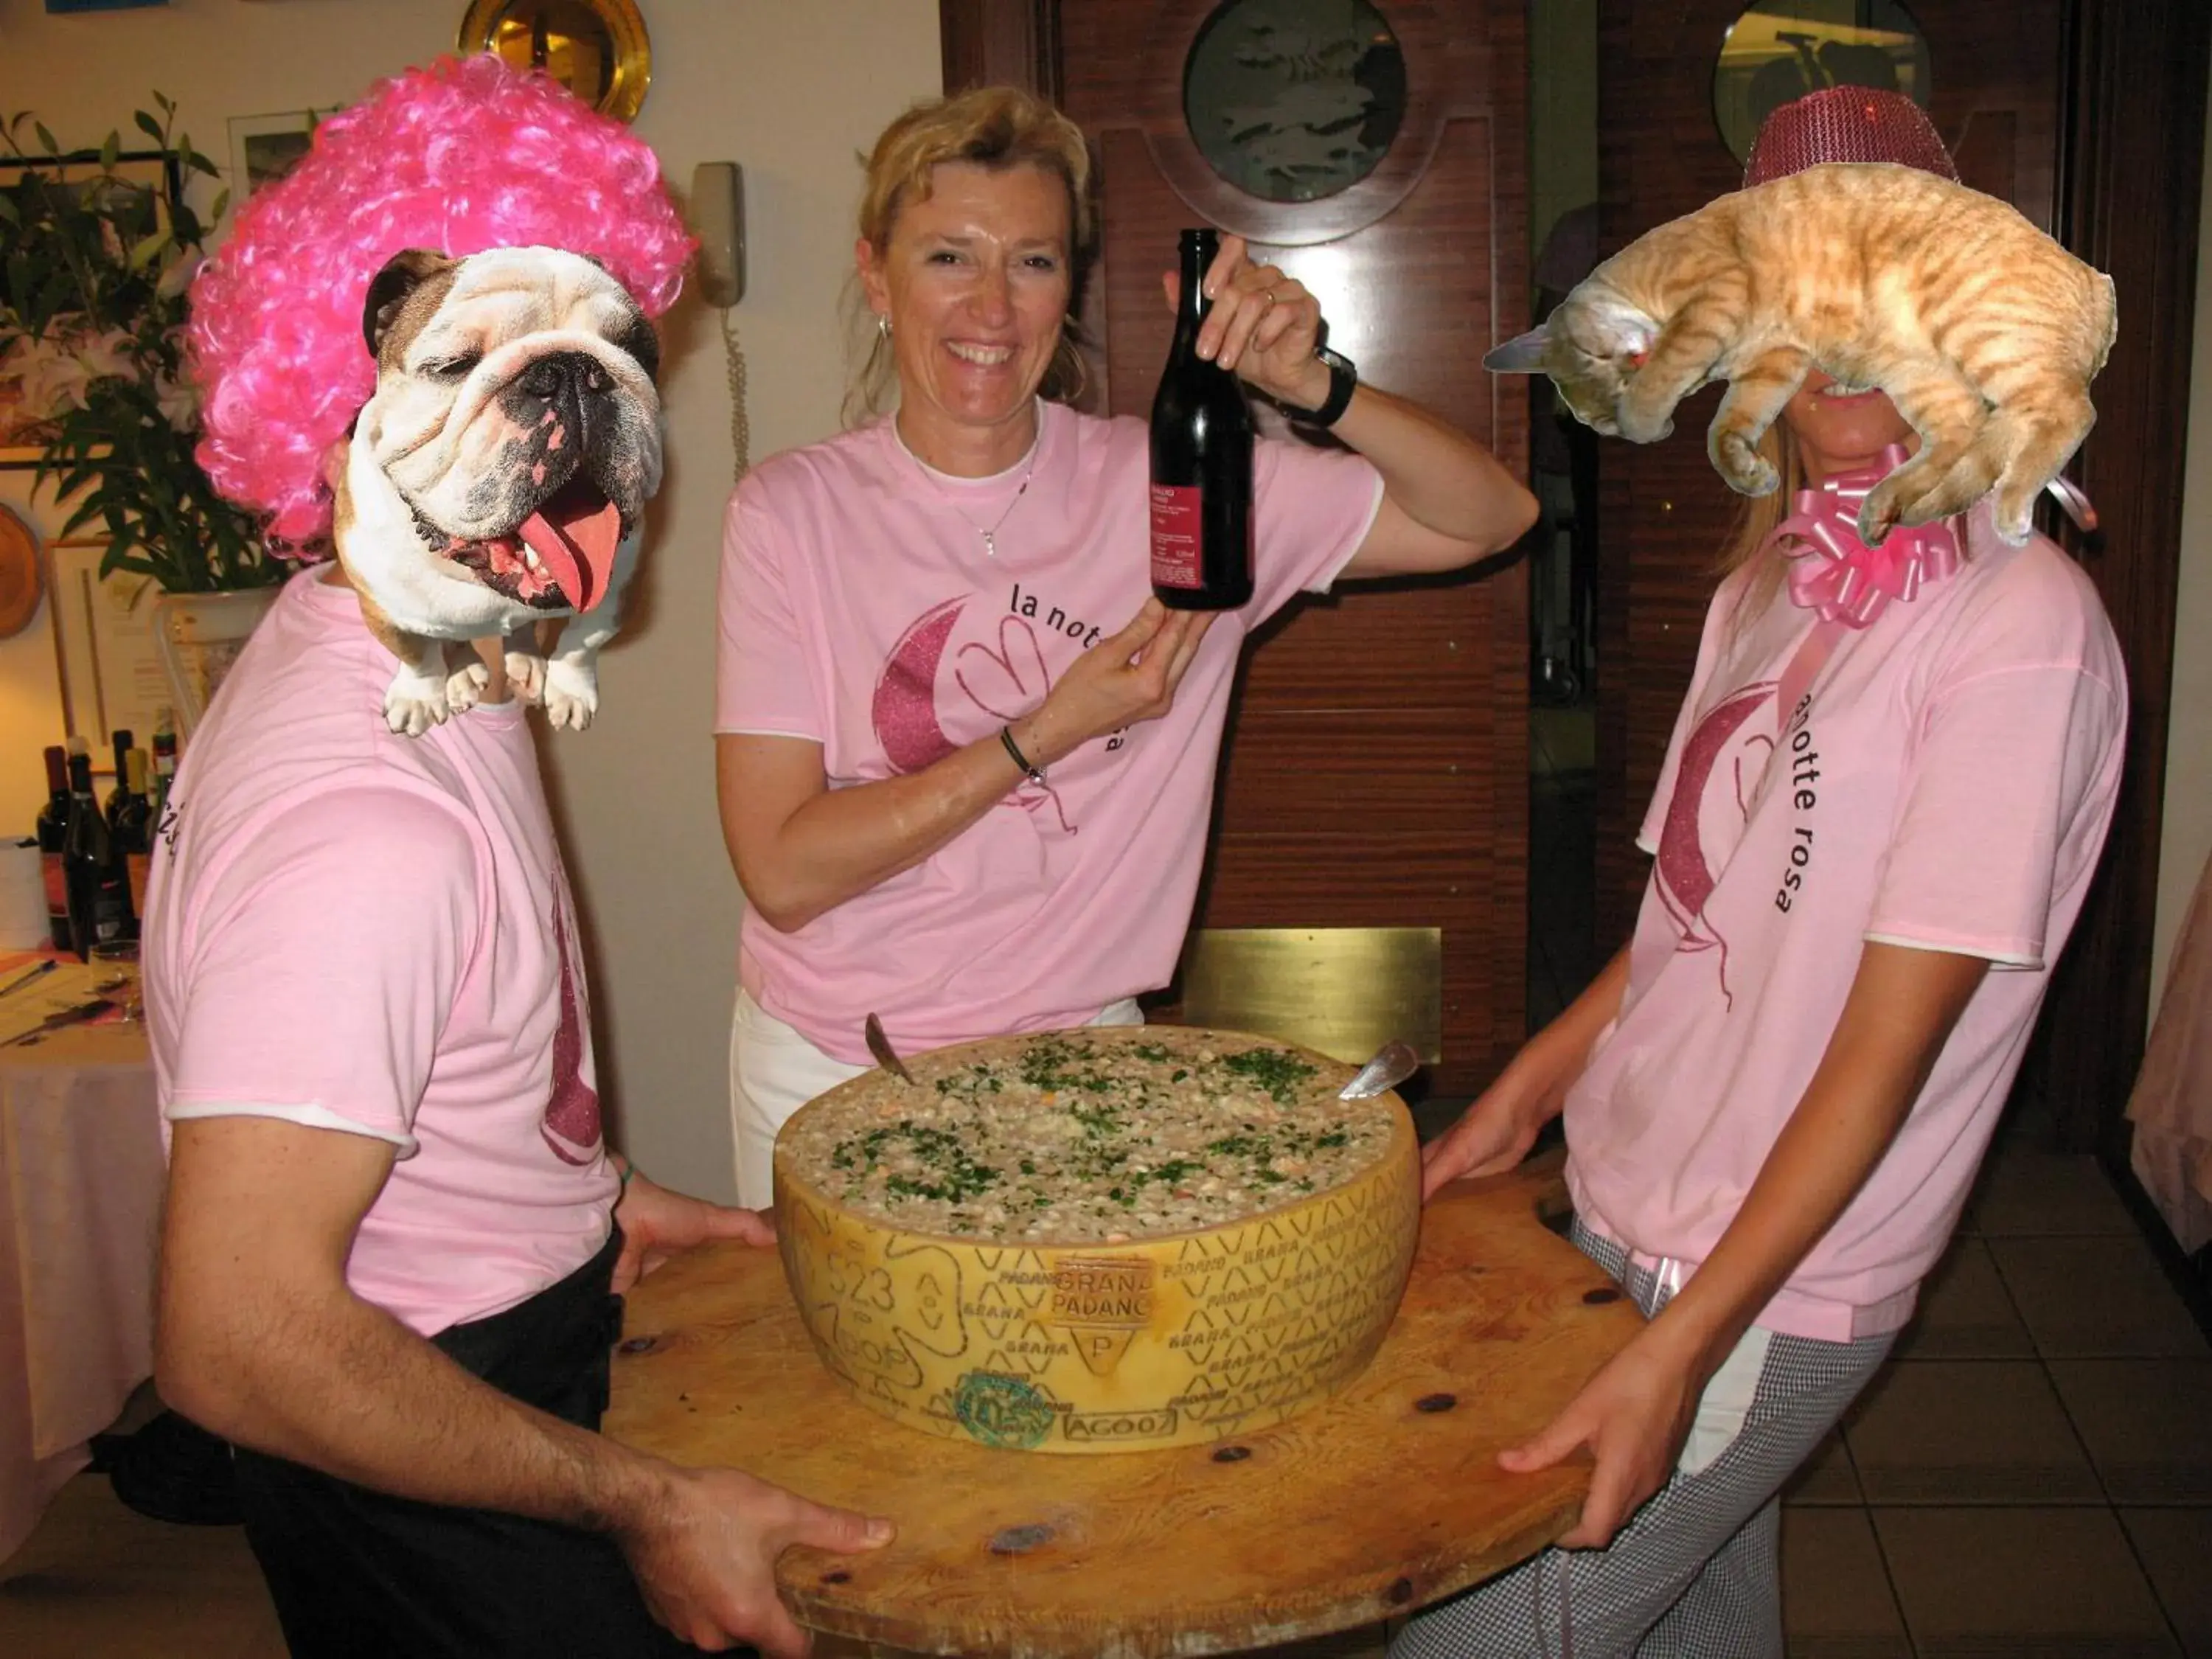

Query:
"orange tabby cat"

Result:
[[1486, 162, 2117, 546]]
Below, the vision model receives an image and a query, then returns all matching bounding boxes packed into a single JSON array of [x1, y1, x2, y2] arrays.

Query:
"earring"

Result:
[[877, 314, 892, 341]]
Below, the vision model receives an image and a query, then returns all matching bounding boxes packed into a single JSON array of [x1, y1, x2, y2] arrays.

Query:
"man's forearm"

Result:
[[159, 1276, 668, 1537]]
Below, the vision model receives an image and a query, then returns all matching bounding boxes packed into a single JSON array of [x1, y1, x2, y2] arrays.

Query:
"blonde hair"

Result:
[[844, 86, 1095, 425], [1718, 422, 1808, 627]]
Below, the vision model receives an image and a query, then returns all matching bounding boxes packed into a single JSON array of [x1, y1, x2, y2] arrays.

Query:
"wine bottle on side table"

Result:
[[113, 749, 153, 931], [35, 745, 73, 955], [63, 740, 130, 959], [1149, 226, 1254, 611], [150, 714, 178, 830], [102, 728, 135, 833]]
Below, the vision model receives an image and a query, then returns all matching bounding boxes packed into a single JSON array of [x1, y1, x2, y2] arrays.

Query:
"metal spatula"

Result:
[[1340, 1040, 1420, 1101], [864, 1012, 916, 1084]]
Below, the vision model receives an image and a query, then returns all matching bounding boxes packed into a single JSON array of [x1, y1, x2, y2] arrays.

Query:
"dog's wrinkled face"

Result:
[[355, 245, 662, 616]]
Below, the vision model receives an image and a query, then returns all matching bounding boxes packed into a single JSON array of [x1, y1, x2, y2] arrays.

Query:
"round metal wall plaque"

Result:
[[1182, 0, 1408, 204], [458, 0, 652, 124]]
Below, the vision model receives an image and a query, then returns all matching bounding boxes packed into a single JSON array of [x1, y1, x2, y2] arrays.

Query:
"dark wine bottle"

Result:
[[114, 748, 153, 931], [63, 742, 129, 959], [1149, 226, 1254, 611], [102, 728, 135, 833], [150, 713, 178, 832], [34, 745, 72, 954]]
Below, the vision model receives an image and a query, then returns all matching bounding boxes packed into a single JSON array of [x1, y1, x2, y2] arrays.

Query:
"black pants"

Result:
[[234, 1228, 699, 1658]]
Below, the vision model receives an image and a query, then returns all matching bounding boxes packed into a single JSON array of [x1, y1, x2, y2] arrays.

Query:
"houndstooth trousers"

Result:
[[1388, 1224, 1893, 1659]]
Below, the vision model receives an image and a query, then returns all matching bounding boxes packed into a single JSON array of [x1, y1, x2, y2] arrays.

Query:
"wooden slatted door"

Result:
[[1057, 0, 1533, 1094]]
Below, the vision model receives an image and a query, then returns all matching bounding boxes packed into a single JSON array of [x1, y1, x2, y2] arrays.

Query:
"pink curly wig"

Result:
[[190, 54, 695, 542]]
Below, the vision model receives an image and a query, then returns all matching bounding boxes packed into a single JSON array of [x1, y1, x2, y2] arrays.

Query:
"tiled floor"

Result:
[[4, 1127, 2201, 1657], [1782, 1119, 2212, 1659]]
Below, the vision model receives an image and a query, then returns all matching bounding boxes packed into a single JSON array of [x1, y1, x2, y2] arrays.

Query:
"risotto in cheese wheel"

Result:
[[773, 1026, 1420, 1453]]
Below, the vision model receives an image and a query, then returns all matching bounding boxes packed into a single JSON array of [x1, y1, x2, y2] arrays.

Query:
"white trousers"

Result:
[[726, 990, 1143, 1208]]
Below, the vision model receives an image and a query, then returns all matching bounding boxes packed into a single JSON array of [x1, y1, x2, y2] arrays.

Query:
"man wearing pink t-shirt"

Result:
[[143, 60, 886, 1659], [147, 572, 889, 1659]]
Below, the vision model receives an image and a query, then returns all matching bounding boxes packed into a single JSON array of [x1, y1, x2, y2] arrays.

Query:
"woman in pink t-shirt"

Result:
[[1402, 90, 2126, 1656], [712, 86, 1539, 1206]]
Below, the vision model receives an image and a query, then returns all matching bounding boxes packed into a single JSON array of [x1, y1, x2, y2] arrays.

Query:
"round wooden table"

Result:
[[606, 1161, 1643, 1658]]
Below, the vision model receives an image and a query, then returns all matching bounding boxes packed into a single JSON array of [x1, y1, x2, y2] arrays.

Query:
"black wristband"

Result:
[[1290, 347, 1357, 429], [1000, 725, 1046, 785]]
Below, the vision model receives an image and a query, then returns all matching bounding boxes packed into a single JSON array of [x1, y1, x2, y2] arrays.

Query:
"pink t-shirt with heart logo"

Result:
[[1565, 512, 2126, 1340], [715, 400, 1382, 1063], [146, 570, 618, 1337]]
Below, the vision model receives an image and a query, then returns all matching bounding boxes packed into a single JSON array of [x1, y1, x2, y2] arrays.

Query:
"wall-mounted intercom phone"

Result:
[[690, 161, 750, 479]]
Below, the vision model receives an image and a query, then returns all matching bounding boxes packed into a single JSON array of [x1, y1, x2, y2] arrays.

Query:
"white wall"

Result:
[[2154, 87, 2212, 1020], [0, 0, 942, 1198]]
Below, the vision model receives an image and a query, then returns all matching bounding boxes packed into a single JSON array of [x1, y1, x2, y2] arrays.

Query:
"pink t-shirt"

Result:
[[715, 400, 1382, 1063], [146, 569, 618, 1338], [1565, 510, 2126, 1340]]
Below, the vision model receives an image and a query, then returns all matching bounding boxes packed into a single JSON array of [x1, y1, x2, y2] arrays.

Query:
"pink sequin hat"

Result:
[[1742, 85, 1957, 188]]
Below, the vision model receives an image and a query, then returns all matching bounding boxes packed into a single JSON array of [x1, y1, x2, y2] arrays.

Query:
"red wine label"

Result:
[[1149, 484, 1203, 589], [41, 853, 64, 916], [127, 853, 150, 919]]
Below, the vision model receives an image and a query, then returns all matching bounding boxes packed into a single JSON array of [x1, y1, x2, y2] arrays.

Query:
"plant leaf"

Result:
[[134, 111, 164, 144], [33, 123, 58, 157]]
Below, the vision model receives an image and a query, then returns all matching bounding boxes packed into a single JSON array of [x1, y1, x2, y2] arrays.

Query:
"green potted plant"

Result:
[[1, 96, 285, 731]]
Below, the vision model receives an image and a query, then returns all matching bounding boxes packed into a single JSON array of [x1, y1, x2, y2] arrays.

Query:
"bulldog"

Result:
[[336, 244, 664, 735]]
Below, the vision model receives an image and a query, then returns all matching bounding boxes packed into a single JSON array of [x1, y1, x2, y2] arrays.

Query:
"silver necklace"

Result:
[[959, 468, 1034, 559], [902, 415, 1040, 559]]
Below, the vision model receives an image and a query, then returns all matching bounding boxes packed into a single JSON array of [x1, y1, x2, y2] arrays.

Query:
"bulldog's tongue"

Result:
[[516, 486, 622, 613]]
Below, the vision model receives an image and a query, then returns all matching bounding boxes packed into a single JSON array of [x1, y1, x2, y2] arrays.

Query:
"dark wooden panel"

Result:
[[939, 0, 1062, 101], [2035, 0, 2208, 1154], [1233, 585, 1492, 712], [1592, 0, 2067, 945], [1213, 711, 1487, 838], [1066, 0, 1529, 1090]]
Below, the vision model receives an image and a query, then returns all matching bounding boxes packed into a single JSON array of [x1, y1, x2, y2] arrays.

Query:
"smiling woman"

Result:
[[709, 83, 1537, 1208]]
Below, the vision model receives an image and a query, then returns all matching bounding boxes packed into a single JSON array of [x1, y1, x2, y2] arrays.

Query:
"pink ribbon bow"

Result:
[[1761, 443, 1963, 629]]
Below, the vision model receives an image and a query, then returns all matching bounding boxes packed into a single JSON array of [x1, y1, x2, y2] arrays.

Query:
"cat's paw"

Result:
[[1990, 481, 2039, 546], [383, 665, 451, 737], [444, 658, 491, 717], [1855, 483, 1905, 548], [505, 649, 548, 706], [1710, 428, 1780, 496], [1615, 402, 1676, 445], [542, 656, 599, 731]]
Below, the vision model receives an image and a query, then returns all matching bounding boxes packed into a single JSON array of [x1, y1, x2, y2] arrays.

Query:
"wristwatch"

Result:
[[1287, 347, 1358, 429]]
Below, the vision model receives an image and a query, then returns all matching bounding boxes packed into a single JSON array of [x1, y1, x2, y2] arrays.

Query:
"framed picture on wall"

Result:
[[227, 110, 330, 205], [44, 539, 170, 763], [1, 150, 181, 468], [44, 0, 169, 11]]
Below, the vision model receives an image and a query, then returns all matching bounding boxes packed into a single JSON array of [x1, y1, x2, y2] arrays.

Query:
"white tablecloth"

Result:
[[0, 1023, 161, 1560]]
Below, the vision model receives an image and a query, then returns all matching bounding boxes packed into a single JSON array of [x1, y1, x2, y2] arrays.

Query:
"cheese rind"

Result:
[[773, 1028, 1422, 1454]]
